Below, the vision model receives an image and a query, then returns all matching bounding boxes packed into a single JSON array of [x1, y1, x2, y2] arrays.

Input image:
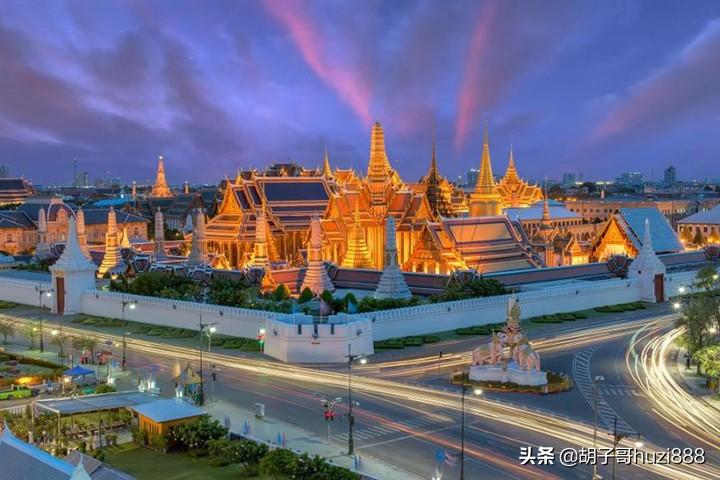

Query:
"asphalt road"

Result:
[[3, 306, 717, 479]]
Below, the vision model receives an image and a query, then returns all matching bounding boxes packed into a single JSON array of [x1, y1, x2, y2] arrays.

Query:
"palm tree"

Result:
[[0, 320, 15, 344]]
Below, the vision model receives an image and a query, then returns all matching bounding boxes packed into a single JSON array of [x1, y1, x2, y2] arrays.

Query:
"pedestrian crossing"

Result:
[[572, 347, 636, 434], [600, 385, 642, 397], [331, 415, 450, 443]]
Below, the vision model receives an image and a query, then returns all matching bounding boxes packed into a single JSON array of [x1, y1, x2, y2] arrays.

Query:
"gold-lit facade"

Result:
[[205, 122, 548, 274]]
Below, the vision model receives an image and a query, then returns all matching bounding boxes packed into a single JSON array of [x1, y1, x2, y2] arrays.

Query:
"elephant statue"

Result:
[[472, 334, 502, 366], [515, 344, 541, 372]]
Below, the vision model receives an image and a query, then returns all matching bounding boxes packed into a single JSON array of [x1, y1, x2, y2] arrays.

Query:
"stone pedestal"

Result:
[[469, 362, 547, 386]]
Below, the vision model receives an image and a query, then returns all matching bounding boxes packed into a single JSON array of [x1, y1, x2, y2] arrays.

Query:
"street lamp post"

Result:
[[610, 416, 643, 480], [459, 379, 482, 480], [197, 317, 218, 406], [591, 375, 605, 480], [345, 344, 366, 456], [120, 297, 136, 371], [35, 285, 53, 353]]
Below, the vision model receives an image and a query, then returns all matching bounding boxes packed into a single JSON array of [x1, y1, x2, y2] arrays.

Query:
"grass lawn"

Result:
[[104, 443, 272, 480]]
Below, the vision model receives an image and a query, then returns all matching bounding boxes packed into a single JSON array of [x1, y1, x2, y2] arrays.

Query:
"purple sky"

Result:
[[1, 0, 720, 186]]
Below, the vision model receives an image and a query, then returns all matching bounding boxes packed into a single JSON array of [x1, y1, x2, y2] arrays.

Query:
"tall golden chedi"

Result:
[[341, 206, 374, 269], [468, 126, 503, 216], [150, 155, 173, 198], [98, 207, 123, 277]]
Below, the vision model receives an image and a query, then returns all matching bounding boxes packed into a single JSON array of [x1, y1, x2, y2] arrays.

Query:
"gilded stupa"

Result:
[[150, 155, 173, 198], [468, 125, 503, 217], [341, 206, 373, 269]]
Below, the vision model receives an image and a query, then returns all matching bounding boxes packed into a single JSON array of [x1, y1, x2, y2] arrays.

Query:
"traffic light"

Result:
[[324, 410, 332, 421]]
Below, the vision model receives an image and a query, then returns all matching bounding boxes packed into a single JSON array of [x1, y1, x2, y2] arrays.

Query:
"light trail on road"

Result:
[[369, 316, 676, 378], [4, 312, 716, 479], [627, 324, 720, 450]]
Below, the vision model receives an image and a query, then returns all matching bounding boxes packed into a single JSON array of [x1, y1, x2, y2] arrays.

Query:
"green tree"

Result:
[[693, 230, 705, 246], [298, 287, 314, 303], [50, 330, 70, 359], [260, 448, 298, 478], [676, 298, 715, 374], [694, 344, 720, 392], [0, 320, 15, 344], [695, 264, 719, 291], [72, 336, 98, 363], [274, 284, 291, 301], [23, 323, 39, 350]]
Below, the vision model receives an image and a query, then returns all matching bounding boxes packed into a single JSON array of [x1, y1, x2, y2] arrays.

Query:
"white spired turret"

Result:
[[300, 216, 334, 295], [50, 216, 97, 315], [154, 208, 166, 260], [35, 206, 52, 259], [629, 218, 666, 302], [374, 216, 411, 300], [75, 207, 91, 260], [187, 208, 209, 266]]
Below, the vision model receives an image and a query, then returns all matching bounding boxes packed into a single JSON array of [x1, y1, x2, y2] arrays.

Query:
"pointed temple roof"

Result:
[[340, 205, 373, 269], [150, 155, 173, 198], [504, 146, 519, 183], [474, 124, 497, 195], [368, 121, 391, 179], [322, 144, 333, 179]]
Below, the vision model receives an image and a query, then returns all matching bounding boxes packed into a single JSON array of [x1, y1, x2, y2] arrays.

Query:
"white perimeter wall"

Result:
[[81, 290, 269, 339], [0, 277, 52, 308], [366, 278, 643, 340]]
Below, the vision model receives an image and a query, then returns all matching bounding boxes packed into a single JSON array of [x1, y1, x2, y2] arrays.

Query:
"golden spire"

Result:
[[368, 121, 390, 178], [429, 128, 439, 180], [150, 155, 173, 198], [322, 142, 333, 178], [474, 122, 496, 194], [504, 145, 520, 182], [468, 122, 503, 216]]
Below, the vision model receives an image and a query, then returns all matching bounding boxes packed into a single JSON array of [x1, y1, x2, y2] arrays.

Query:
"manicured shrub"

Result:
[[260, 448, 298, 477], [298, 287, 314, 304]]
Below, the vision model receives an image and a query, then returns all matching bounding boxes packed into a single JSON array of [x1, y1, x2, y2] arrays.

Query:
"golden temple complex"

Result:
[[204, 122, 571, 275]]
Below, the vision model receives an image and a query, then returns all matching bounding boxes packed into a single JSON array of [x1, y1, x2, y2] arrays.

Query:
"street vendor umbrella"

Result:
[[64, 365, 95, 376]]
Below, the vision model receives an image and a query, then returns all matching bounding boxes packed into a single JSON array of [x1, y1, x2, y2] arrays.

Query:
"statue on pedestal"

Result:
[[469, 296, 546, 386]]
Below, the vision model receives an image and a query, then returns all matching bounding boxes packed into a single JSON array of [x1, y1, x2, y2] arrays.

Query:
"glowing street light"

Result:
[[673, 302, 681, 310], [678, 286, 686, 294]]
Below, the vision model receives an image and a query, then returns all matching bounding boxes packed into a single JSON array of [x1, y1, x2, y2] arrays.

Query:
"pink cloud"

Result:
[[263, 0, 372, 126], [453, 2, 499, 150], [588, 18, 720, 145]]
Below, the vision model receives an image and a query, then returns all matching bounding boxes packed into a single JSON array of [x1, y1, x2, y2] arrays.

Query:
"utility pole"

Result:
[[460, 383, 466, 480], [120, 297, 136, 371], [592, 375, 605, 480], [197, 317, 217, 406], [345, 344, 367, 456]]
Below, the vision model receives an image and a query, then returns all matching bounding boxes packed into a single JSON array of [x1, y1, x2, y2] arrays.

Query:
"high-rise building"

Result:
[[466, 169, 479, 188], [562, 173, 575, 186], [616, 172, 643, 187], [664, 166, 677, 186], [0, 165, 9, 178]]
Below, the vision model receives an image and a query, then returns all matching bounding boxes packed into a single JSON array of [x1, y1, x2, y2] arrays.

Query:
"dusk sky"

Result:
[[1, 0, 719, 186]]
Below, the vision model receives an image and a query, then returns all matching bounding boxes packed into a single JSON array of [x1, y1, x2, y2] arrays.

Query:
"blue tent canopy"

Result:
[[64, 365, 95, 376]]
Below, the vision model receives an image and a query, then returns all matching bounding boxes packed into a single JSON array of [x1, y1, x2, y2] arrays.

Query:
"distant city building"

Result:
[[562, 173, 575, 186], [0, 165, 9, 178], [615, 172, 643, 187], [664, 166, 677, 186], [466, 168, 479, 188], [73, 171, 89, 187]]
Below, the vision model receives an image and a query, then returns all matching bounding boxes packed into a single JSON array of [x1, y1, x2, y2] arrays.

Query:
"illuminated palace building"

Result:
[[205, 122, 581, 275]]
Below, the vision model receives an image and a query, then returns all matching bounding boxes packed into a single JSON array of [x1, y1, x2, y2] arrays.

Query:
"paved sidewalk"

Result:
[[675, 347, 720, 411], [203, 399, 421, 480]]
